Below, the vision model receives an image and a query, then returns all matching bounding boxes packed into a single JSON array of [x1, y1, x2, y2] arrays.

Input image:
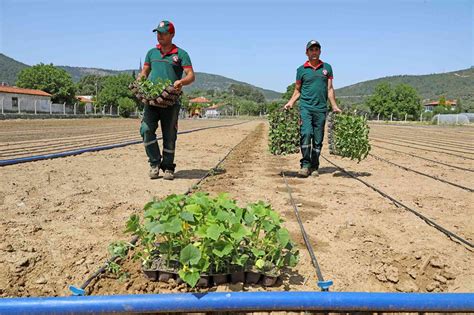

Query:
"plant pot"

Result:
[[212, 274, 229, 286], [176, 276, 185, 285], [196, 275, 210, 288], [230, 271, 245, 283], [229, 265, 245, 283], [142, 268, 158, 281], [158, 271, 175, 283], [245, 271, 261, 285], [156, 258, 179, 283], [165, 85, 178, 94], [262, 275, 279, 287]]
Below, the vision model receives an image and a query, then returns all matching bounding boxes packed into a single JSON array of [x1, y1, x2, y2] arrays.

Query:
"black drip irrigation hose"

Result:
[[281, 172, 333, 291], [69, 123, 255, 296], [371, 144, 474, 173], [321, 155, 474, 250], [369, 153, 474, 193], [0, 121, 250, 167], [371, 137, 474, 156], [371, 134, 474, 151], [371, 138, 474, 161]]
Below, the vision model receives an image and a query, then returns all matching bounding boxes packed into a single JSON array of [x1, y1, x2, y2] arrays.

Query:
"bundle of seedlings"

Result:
[[129, 77, 182, 108], [327, 112, 371, 162], [268, 107, 300, 155], [121, 192, 299, 288]]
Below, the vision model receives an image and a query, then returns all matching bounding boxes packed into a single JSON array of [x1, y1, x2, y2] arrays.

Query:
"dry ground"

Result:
[[0, 118, 472, 297]]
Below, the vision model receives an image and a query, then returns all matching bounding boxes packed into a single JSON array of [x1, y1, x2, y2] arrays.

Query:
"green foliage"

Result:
[[135, 77, 172, 99], [76, 74, 106, 96], [266, 100, 286, 114], [236, 99, 260, 116], [328, 113, 371, 162], [125, 192, 299, 287], [438, 95, 446, 106], [365, 82, 422, 119], [432, 104, 451, 115], [16, 63, 76, 104], [229, 83, 265, 103], [97, 74, 136, 108], [268, 108, 300, 155], [105, 241, 133, 280], [282, 83, 296, 101], [117, 97, 136, 117], [336, 67, 474, 109]]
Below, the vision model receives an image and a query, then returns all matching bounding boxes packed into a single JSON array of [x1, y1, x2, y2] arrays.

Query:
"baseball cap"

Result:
[[306, 40, 321, 50], [152, 20, 175, 34]]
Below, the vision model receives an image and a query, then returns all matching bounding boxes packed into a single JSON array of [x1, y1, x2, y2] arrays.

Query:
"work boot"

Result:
[[149, 165, 160, 179], [311, 168, 319, 177], [298, 167, 310, 178], [163, 169, 174, 180]]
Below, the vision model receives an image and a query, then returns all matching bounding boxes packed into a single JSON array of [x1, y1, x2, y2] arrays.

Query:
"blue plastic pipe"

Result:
[[0, 122, 248, 167], [0, 292, 473, 314]]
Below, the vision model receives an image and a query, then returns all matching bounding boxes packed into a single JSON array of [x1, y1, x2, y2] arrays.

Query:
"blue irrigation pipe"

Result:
[[0, 121, 249, 167], [0, 292, 473, 314]]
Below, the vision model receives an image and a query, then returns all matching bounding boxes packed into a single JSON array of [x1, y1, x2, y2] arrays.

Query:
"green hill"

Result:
[[336, 67, 474, 104], [0, 54, 29, 84], [0, 54, 281, 100]]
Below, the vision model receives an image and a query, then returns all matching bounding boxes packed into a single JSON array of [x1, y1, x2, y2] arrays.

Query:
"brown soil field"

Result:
[[0, 118, 472, 298]]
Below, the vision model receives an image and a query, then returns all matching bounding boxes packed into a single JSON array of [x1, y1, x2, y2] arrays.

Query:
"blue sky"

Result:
[[0, 0, 472, 92]]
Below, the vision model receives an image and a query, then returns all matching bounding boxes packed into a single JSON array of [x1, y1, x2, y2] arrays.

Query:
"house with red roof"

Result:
[[188, 96, 212, 118], [423, 100, 457, 112], [0, 85, 52, 114]]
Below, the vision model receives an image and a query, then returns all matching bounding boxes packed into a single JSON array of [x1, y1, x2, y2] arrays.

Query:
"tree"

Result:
[[438, 95, 446, 106], [365, 82, 395, 118], [16, 63, 76, 104], [236, 99, 259, 116], [76, 74, 106, 96], [365, 82, 421, 120], [97, 74, 136, 108], [229, 84, 265, 103], [433, 104, 451, 115], [393, 83, 422, 119], [117, 97, 136, 118]]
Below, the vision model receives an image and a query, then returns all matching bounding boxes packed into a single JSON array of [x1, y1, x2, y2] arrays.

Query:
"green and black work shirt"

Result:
[[296, 60, 333, 112], [144, 44, 192, 83]]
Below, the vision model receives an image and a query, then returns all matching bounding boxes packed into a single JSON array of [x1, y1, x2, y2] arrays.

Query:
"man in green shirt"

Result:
[[284, 40, 341, 178], [138, 20, 195, 180]]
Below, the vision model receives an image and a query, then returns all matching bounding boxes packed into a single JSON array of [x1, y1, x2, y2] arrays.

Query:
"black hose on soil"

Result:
[[281, 172, 332, 291], [322, 155, 474, 250]]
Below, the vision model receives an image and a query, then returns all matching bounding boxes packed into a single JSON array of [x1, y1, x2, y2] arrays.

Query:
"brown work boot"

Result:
[[163, 169, 174, 180], [298, 167, 310, 178], [149, 165, 160, 179]]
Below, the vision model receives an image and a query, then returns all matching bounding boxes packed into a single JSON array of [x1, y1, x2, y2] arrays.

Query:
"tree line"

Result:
[[15, 63, 472, 119], [15, 63, 283, 117]]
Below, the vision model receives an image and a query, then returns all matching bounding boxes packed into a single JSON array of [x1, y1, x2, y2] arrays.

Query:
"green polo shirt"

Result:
[[296, 60, 333, 112], [144, 44, 192, 83]]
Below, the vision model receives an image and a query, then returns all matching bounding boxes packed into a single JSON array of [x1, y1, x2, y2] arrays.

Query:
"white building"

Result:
[[0, 86, 52, 114]]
